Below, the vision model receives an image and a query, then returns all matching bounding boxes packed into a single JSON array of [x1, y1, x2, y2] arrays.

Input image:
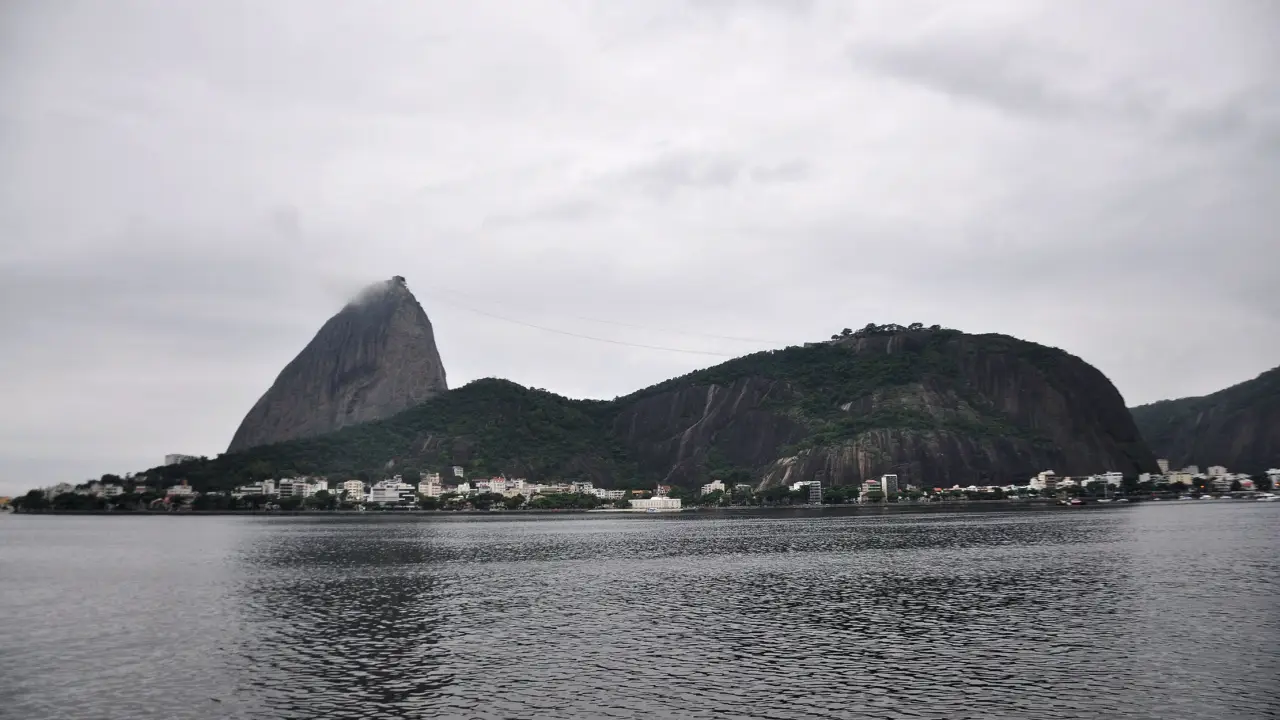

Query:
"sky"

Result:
[[1, 0, 1277, 495]]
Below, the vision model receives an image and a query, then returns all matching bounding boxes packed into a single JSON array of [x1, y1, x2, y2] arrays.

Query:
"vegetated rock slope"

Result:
[[227, 277, 448, 452], [156, 321, 1155, 492], [1130, 364, 1280, 472]]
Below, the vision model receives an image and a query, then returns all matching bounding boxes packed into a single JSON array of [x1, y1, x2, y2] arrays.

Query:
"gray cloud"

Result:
[[0, 0, 1277, 495]]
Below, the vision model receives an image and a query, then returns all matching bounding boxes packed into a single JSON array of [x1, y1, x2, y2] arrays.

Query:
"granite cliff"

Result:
[[611, 329, 1155, 488], [226, 277, 448, 452], [1130, 365, 1280, 472], [153, 323, 1154, 492]]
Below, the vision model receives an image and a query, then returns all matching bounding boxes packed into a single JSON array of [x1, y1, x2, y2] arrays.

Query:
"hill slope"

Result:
[[227, 277, 448, 452], [142, 326, 1155, 492], [1130, 365, 1280, 472]]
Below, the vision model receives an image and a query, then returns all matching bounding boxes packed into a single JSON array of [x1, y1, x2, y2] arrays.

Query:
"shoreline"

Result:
[[0, 497, 1154, 517]]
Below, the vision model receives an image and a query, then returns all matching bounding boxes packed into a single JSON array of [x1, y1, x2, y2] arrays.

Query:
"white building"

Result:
[[1102, 472, 1123, 486], [369, 481, 416, 504], [1029, 471, 1058, 491], [1268, 469, 1280, 485], [1168, 471, 1194, 487], [277, 479, 310, 498], [418, 479, 442, 498], [1207, 465, 1228, 478], [425, 472, 442, 484], [1182, 465, 1200, 475], [452, 466, 464, 478], [630, 496, 682, 511], [46, 482, 74, 497], [1139, 472, 1158, 484], [595, 488, 627, 500], [166, 482, 195, 497], [880, 474, 900, 495], [700, 479, 726, 496], [103, 484, 124, 497], [233, 480, 276, 498], [1156, 458, 1170, 474], [341, 480, 365, 499], [455, 481, 473, 496], [164, 454, 198, 466]]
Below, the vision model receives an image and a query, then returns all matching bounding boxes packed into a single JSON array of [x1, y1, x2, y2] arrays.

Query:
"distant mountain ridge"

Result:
[[227, 276, 448, 452], [1130, 365, 1280, 472], [145, 320, 1155, 492]]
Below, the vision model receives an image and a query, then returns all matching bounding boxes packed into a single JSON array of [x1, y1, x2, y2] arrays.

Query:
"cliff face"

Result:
[[610, 330, 1156, 488], [1130, 366, 1280, 472], [227, 277, 448, 452], [150, 324, 1156, 493]]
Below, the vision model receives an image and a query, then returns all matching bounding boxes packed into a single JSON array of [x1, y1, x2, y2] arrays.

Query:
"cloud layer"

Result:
[[2, 0, 1277, 493]]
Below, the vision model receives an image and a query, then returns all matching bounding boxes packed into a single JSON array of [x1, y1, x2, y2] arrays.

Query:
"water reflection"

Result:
[[2, 505, 1278, 719], [224, 520, 453, 719]]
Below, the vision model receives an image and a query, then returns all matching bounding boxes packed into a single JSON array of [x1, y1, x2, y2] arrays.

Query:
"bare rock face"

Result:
[[1130, 365, 1280, 472], [227, 277, 448, 452], [610, 330, 1157, 488]]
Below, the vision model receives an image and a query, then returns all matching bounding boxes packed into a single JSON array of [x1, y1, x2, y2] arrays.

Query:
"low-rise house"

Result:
[[166, 482, 196, 497]]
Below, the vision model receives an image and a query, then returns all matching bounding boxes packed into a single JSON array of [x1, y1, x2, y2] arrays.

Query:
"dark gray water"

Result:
[[2, 504, 1277, 719]]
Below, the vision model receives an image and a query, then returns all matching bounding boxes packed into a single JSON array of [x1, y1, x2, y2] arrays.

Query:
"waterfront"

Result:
[[1, 503, 1277, 719]]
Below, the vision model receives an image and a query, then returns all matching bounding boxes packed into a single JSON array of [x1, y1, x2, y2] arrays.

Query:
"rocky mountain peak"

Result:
[[226, 276, 448, 452]]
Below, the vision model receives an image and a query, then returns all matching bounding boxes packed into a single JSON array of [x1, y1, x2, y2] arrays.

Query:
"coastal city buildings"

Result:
[[28, 457, 1278, 515], [1157, 458, 1170, 474]]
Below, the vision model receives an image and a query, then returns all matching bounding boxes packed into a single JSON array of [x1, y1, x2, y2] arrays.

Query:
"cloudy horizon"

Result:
[[2, 0, 1277, 495]]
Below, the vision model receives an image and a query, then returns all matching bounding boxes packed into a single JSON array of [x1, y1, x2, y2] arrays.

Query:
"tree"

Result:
[[401, 469, 422, 484], [14, 489, 50, 511], [908, 322, 923, 331], [305, 490, 335, 510], [840, 328, 853, 337], [613, 496, 631, 509], [277, 496, 303, 511], [863, 490, 885, 503], [503, 494, 525, 510], [1257, 475, 1274, 492], [418, 495, 440, 510], [1229, 479, 1242, 492]]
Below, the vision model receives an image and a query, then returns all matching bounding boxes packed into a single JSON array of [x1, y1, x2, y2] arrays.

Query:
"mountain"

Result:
[[1129, 365, 1280, 472], [226, 277, 448, 452], [148, 324, 1153, 492]]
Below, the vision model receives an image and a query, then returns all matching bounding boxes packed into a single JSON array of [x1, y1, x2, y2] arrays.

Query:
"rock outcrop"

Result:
[[611, 330, 1156, 488], [227, 277, 448, 452], [143, 323, 1157, 493], [1130, 365, 1280, 472]]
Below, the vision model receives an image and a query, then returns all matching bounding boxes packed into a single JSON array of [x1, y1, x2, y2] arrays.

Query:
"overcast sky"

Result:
[[2, 0, 1277, 495]]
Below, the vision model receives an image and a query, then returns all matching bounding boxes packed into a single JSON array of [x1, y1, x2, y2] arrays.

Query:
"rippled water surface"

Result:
[[2, 504, 1277, 719]]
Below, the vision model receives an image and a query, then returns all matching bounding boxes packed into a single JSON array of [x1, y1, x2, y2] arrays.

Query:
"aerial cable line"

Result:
[[424, 294, 740, 357], [419, 287, 786, 345]]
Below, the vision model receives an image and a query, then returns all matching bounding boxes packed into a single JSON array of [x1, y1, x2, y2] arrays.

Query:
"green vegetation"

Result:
[[59, 325, 1088, 495]]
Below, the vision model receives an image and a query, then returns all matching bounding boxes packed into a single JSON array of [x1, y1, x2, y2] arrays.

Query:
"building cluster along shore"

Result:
[[5, 455, 1279, 513]]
